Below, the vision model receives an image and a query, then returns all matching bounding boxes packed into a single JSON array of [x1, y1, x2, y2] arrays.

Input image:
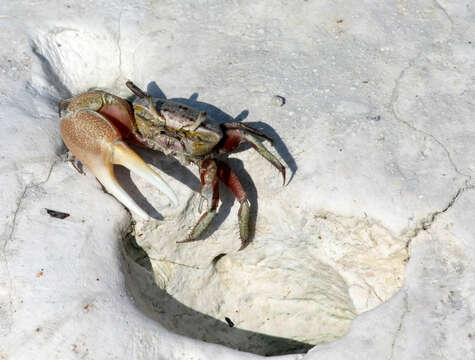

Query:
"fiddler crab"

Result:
[[59, 81, 285, 249]]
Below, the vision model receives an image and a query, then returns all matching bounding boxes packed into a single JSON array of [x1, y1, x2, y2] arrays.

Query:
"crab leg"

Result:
[[58, 98, 72, 117], [221, 124, 286, 185], [216, 161, 251, 250], [179, 159, 219, 242], [60, 109, 177, 218]]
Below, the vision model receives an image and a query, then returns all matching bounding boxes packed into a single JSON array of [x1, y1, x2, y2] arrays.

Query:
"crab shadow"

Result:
[[122, 231, 313, 356]]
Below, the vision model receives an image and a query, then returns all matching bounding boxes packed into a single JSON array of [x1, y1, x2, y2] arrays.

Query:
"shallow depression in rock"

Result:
[[122, 205, 408, 356]]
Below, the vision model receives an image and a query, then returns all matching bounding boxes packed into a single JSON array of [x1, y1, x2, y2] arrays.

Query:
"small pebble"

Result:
[[271, 95, 286, 107], [225, 317, 234, 327], [366, 115, 381, 122], [45, 208, 70, 219]]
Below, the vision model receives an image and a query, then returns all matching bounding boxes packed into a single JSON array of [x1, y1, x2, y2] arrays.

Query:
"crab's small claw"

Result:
[[61, 109, 177, 218], [243, 133, 286, 185], [221, 123, 286, 185]]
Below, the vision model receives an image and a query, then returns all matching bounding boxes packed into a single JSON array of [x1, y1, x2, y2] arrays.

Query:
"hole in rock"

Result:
[[122, 209, 408, 356]]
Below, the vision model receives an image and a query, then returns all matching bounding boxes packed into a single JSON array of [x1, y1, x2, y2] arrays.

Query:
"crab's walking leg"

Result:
[[179, 159, 219, 243], [221, 124, 286, 185], [58, 98, 72, 117], [216, 161, 251, 250], [65, 152, 84, 175], [60, 109, 177, 218]]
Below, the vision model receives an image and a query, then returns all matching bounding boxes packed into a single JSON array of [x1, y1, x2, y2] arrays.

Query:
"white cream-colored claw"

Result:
[[60, 109, 177, 219], [111, 140, 178, 207]]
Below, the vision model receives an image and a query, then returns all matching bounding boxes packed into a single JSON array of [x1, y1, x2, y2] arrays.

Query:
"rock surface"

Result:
[[0, 0, 474, 359], [130, 205, 407, 355]]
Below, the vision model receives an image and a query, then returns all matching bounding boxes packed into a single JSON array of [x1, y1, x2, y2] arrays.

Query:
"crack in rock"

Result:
[[3, 188, 27, 254], [113, 3, 124, 89], [2, 159, 59, 252], [387, 2, 466, 180], [1, 158, 59, 326], [389, 290, 409, 360], [432, 0, 454, 40], [404, 181, 474, 252], [149, 257, 203, 270], [389, 55, 468, 179], [0, 185, 28, 335]]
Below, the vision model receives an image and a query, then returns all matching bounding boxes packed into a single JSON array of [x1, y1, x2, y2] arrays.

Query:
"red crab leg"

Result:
[[216, 161, 251, 250], [179, 159, 219, 243], [221, 123, 286, 185]]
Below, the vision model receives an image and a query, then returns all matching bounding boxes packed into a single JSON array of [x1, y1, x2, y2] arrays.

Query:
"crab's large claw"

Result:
[[60, 109, 177, 218]]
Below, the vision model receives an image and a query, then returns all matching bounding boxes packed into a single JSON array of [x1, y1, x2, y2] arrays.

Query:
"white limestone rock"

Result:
[[0, 0, 474, 359]]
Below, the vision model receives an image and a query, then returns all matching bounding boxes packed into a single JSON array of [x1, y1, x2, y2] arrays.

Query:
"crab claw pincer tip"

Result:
[[112, 140, 178, 207]]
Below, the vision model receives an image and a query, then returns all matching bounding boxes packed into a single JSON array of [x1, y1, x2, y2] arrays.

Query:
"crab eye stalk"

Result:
[[126, 80, 148, 99], [187, 111, 207, 132]]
